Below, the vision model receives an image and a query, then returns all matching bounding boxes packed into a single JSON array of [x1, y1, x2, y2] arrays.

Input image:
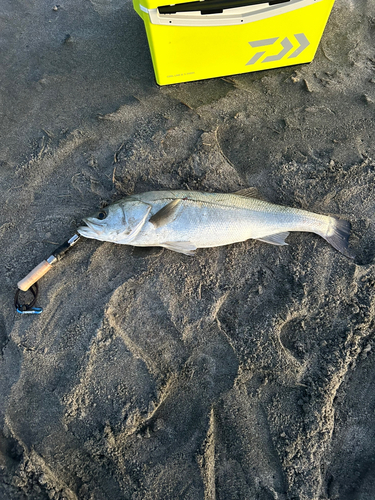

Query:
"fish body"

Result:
[[77, 189, 353, 257]]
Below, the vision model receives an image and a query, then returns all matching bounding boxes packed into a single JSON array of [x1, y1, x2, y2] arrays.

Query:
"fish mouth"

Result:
[[77, 218, 105, 238]]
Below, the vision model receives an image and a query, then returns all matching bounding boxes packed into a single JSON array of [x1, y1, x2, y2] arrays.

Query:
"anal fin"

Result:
[[256, 232, 290, 246]]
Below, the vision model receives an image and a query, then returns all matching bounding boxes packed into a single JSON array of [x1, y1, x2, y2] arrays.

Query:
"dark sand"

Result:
[[1, 1, 375, 499]]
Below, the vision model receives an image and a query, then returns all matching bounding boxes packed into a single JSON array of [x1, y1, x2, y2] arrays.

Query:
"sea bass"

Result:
[[77, 189, 353, 257]]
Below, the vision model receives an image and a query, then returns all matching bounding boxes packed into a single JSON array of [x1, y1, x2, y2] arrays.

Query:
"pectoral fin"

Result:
[[256, 232, 290, 246], [149, 199, 181, 228], [160, 241, 197, 256]]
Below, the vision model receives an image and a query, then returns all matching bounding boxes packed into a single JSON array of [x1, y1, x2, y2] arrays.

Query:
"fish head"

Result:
[[77, 199, 151, 244]]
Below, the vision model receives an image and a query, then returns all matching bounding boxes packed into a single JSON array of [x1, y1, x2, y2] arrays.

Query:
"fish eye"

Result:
[[97, 210, 107, 220]]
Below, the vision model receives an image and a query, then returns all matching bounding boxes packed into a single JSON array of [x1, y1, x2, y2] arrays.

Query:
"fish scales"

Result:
[[124, 191, 332, 248]]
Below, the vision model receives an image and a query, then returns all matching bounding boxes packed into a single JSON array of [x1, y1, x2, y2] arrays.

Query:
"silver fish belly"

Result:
[[77, 189, 353, 257]]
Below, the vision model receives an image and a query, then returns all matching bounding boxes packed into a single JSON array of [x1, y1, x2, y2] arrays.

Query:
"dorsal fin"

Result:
[[233, 187, 266, 200], [149, 199, 181, 228]]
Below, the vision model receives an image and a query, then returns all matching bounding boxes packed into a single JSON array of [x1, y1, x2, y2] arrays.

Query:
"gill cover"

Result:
[[115, 201, 151, 244]]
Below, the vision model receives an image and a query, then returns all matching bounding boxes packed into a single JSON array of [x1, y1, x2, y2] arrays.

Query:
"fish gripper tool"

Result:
[[15, 234, 81, 314]]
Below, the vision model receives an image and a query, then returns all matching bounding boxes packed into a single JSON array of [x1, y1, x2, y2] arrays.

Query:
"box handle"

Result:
[[158, 0, 290, 15]]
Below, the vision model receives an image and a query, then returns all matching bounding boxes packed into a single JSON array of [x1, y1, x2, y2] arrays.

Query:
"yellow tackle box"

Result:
[[133, 0, 335, 85]]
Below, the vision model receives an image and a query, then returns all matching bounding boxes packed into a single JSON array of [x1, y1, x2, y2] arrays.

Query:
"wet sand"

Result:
[[1, 1, 375, 499]]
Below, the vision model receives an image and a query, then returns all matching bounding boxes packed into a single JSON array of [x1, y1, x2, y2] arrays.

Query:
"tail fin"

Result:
[[323, 218, 355, 259]]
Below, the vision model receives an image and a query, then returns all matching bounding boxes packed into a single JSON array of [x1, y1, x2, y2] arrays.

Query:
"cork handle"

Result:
[[17, 261, 53, 291]]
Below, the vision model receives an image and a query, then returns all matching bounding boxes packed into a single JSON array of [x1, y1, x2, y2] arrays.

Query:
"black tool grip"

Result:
[[52, 234, 81, 260], [53, 240, 72, 260]]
